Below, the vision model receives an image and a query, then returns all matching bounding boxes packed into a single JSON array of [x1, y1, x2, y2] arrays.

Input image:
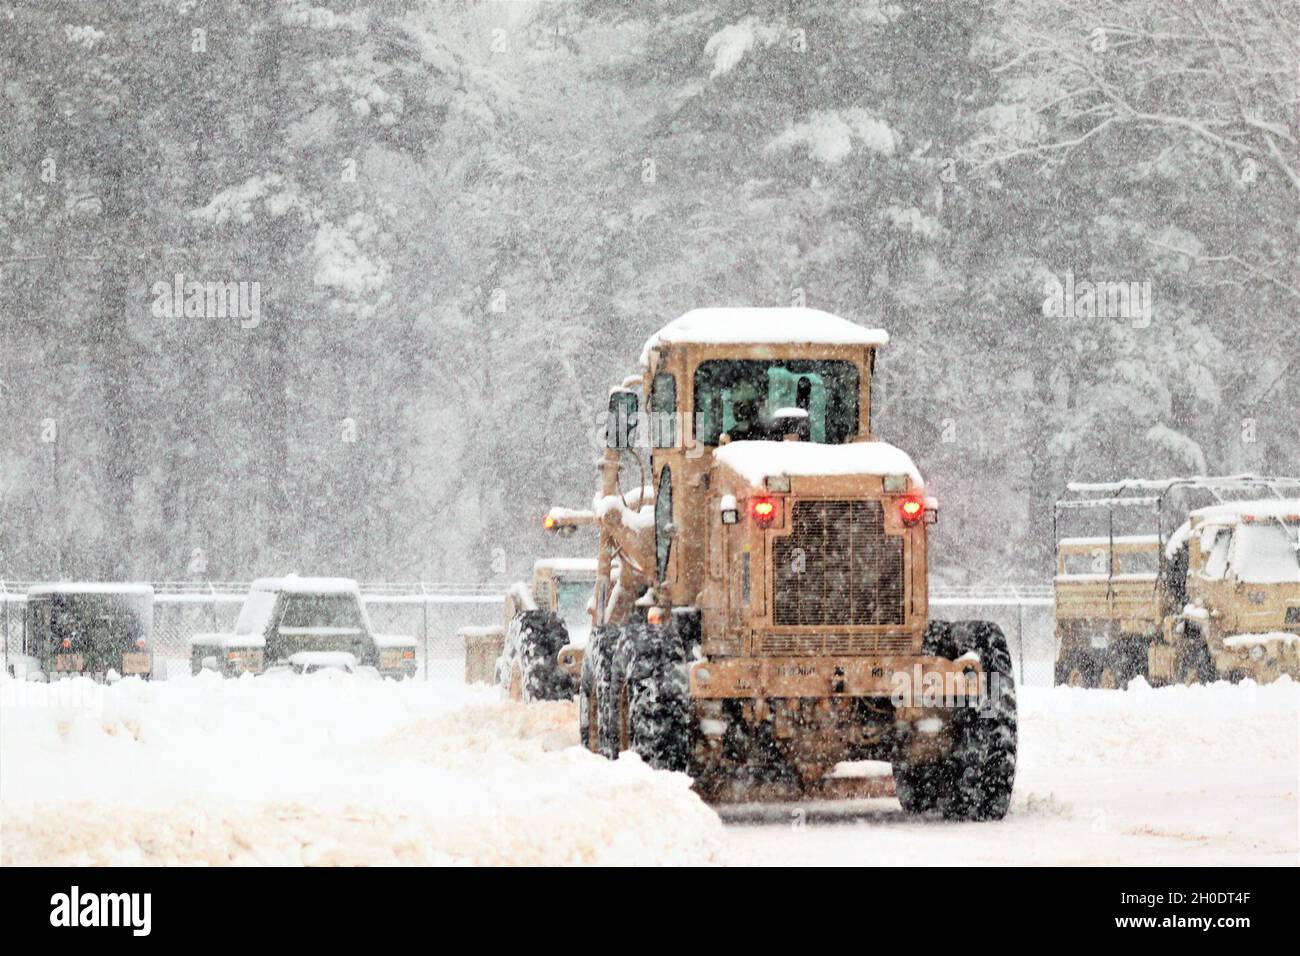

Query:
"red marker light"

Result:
[[900, 496, 925, 525], [61, 638, 72, 650], [751, 497, 778, 528]]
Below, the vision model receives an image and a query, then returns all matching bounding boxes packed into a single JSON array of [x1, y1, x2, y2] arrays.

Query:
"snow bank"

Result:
[[640, 307, 888, 365], [1018, 677, 1299, 769], [0, 673, 722, 866], [714, 439, 923, 489]]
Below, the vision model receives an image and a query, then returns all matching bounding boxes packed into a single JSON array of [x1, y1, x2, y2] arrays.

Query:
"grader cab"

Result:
[[542, 307, 1018, 816]]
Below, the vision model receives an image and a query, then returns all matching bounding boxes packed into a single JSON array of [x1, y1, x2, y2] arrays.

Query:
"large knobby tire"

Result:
[[499, 611, 575, 702], [588, 625, 622, 759], [1178, 623, 1215, 685], [615, 622, 689, 772], [516, 611, 576, 702], [895, 620, 1018, 821], [579, 649, 596, 751]]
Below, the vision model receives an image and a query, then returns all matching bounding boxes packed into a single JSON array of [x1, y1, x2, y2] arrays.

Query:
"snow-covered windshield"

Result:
[[555, 580, 590, 633], [37, 594, 144, 648], [693, 359, 859, 445], [1230, 524, 1300, 584], [235, 589, 279, 635]]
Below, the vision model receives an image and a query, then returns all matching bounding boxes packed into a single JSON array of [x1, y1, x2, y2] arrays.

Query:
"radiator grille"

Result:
[[772, 500, 905, 627]]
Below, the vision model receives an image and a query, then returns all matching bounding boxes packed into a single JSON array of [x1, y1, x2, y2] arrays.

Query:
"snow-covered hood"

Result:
[[713, 440, 923, 490], [372, 633, 417, 649]]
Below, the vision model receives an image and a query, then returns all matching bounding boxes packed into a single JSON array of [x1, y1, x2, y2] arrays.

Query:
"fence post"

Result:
[[421, 583, 429, 682], [2, 582, 8, 669], [1017, 600, 1025, 686]]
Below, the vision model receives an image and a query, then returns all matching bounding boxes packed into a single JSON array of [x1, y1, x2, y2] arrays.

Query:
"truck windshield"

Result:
[[693, 359, 859, 445], [42, 596, 140, 648], [1231, 524, 1300, 584], [555, 581, 590, 632], [277, 594, 366, 629]]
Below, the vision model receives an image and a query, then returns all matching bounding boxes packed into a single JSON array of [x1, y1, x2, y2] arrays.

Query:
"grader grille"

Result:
[[773, 500, 905, 627]]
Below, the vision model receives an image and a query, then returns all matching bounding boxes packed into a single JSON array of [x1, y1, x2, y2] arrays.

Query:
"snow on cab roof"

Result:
[[533, 557, 598, 573], [714, 440, 923, 489], [1189, 499, 1300, 524], [639, 307, 889, 365], [249, 575, 361, 594], [27, 582, 154, 597]]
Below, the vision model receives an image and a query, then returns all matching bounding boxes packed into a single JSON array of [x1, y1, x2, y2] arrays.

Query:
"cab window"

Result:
[[656, 467, 674, 581], [650, 373, 677, 448], [693, 359, 859, 445]]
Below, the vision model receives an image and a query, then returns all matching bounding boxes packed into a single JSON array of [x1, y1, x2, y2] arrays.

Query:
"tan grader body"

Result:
[[542, 308, 1018, 816]]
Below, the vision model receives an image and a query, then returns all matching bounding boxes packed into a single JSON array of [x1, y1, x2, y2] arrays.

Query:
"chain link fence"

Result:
[[1, 582, 503, 682], [3, 582, 1056, 685], [930, 586, 1056, 687]]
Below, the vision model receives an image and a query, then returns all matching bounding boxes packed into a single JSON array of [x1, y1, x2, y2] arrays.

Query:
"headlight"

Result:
[[1249, 645, 1266, 662]]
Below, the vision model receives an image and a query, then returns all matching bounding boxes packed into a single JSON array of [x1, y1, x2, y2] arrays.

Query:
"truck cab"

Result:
[[18, 583, 154, 681], [1155, 499, 1300, 683]]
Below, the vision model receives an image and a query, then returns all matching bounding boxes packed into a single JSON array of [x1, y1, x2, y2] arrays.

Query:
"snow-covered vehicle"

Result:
[[543, 307, 1018, 817], [189, 576, 417, 679], [10, 583, 154, 681], [1153, 499, 1300, 685], [1054, 476, 1300, 687], [495, 558, 596, 701], [1053, 533, 1164, 687]]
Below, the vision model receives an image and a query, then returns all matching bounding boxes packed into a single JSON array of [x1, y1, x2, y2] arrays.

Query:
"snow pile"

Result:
[[714, 439, 923, 489], [1019, 678, 1298, 770], [640, 307, 888, 364], [0, 673, 722, 866]]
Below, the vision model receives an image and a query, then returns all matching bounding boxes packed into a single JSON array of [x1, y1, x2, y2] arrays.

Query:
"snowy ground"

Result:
[[2, 673, 1295, 866]]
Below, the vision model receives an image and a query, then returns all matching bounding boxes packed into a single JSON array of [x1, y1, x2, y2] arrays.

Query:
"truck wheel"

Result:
[[618, 622, 689, 772], [895, 762, 945, 814], [579, 653, 596, 751], [515, 610, 576, 702], [1178, 623, 1215, 685], [942, 621, 1017, 820], [589, 625, 622, 759], [895, 620, 1017, 820], [1055, 652, 1096, 688]]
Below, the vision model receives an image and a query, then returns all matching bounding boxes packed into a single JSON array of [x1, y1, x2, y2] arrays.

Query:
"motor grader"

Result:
[[1053, 476, 1300, 687], [539, 307, 1017, 817], [492, 557, 596, 700]]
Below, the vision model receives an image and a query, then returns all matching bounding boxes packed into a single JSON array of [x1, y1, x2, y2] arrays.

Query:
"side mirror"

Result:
[[606, 390, 639, 450]]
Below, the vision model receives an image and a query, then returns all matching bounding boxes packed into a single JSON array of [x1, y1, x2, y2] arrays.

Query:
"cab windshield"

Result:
[[1231, 523, 1300, 584], [693, 359, 859, 445], [276, 594, 366, 630], [555, 580, 590, 633]]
